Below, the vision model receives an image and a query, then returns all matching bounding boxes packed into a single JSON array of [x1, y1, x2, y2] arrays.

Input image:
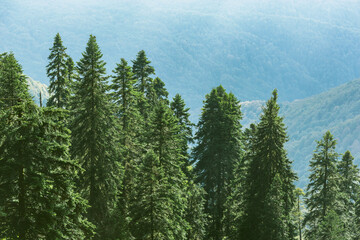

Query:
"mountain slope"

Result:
[[242, 79, 360, 186], [1, 0, 360, 115], [26, 76, 48, 106]]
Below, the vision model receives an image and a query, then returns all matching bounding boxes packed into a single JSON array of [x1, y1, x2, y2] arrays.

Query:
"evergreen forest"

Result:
[[1, 33, 360, 240]]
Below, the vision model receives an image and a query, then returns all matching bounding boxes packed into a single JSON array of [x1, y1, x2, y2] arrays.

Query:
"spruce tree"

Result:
[[130, 150, 171, 240], [193, 85, 242, 240], [240, 90, 297, 240], [185, 169, 207, 240], [294, 188, 305, 240], [0, 101, 92, 239], [355, 199, 360, 240], [318, 210, 344, 240], [70, 35, 120, 239], [225, 123, 257, 239], [111, 58, 142, 239], [170, 93, 194, 175], [66, 56, 75, 84], [132, 50, 155, 115], [304, 131, 341, 240], [46, 33, 70, 108], [111, 58, 139, 131], [170, 94, 207, 239], [0, 52, 32, 108], [132, 50, 155, 94], [130, 101, 188, 239], [148, 77, 169, 104], [170, 94, 193, 155], [337, 150, 360, 239]]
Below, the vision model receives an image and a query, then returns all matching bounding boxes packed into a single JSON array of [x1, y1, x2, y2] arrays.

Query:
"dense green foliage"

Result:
[[240, 90, 297, 240], [0, 54, 92, 239], [1, 33, 359, 239], [192, 85, 242, 240], [70, 35, 121, 239]]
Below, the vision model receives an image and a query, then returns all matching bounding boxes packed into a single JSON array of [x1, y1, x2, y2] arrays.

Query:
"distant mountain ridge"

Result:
[[26, 76, 48, 106]]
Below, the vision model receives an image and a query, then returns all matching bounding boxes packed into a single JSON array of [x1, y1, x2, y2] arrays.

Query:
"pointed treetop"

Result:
[[272, 89, 278, 101]]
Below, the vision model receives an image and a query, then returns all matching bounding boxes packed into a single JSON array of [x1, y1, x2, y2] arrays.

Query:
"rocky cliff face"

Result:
[[26, 76, 49, 106]]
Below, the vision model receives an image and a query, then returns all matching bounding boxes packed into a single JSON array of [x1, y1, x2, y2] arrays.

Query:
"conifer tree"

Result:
[[130, 150, 171, 240], [240, 90, 297, 240], [304, 131, 341, 240], [337, 150, 360, 239], [46, 33, 70, 108], [355, 199, 360, 240], [193, 85, 242, 240], [170, 93, 194, 175], [225, 124, 257, 239], [185, 170, 207, 240], [111, 58, 142, 239], [170, 94, 207, 239], [132, 50, 155, 94], [130, 101, 188, 239], [264, 174, 286, 240], [294, 188, 305, 240], [0, 52, 32, 108], [318, 210, 344, 240], [132, 50, 155, 115], [70, 35, 120, 239], [0, 101, 92, 239], [66, 56, 75, 84], [148, 77, 169, 104]]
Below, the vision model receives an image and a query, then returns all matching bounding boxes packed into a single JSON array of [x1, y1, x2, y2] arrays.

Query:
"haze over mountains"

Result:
[[3, 0, 360, 184], [2, 0, 360, 106]]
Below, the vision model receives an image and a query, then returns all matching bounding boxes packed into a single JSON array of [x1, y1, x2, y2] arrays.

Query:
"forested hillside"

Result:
[[2, 0, 360, 114]]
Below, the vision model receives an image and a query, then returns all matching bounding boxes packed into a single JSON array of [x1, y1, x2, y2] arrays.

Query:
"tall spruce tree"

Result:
[[0, 75, 92, 239], [70, 35, 120, 239], [170, 94, 207, 239], [225, 123, 257, 239], [304, 131, 341, 240], [192, 85, 242, 240], [46, 33, 71, 108], [111, 58, 142, 240], [240, 90, 297, 240], [130, 101, 188, 239], [185, 169, 207, 240], [337, 150, 360, 239]]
